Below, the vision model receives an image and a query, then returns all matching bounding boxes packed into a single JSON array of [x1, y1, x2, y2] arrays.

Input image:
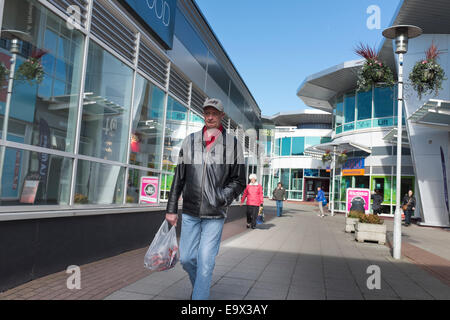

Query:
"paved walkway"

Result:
[[105, 202, 450, 300]]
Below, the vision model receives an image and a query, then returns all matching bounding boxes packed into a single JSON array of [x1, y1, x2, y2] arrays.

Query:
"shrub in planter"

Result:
[[348, 211, 364, 219], [409, 43, 446, 99], [358, 214, 384, 225], [355, 43, 395, 91]]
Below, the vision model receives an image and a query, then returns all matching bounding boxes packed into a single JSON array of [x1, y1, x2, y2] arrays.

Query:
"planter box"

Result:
[[355, 222, 387, 245], [345, 217, 359, 233]]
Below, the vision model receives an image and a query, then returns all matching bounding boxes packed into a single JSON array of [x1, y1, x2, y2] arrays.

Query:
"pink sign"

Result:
[[140, 176, 159, 204], [346, 188, 371, 214]]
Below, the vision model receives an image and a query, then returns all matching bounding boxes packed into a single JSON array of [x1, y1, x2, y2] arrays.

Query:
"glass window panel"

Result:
[[320, 137, 331, 144], [374, 86, 394, 118], [281, 137, 291, 156], [304, 137, 321, 149], [304, 169, 319, 177], [335, 96, 344, 127], [274, 138, 281, 156], [336, 126, 343, 134], [356, 119, 371, 130], [357, 89, 372, 120], [130, 75, 165, 170], [187, 110, 204, 135], [343, 122, 355, 132], [281, 168, 290, 189], [0, 147, 72, 206], [292, 137, 304, 155], [373, 117, 394, 127], [290, 169, 303, 191], [1, 2, 84, 153], [75, 160, 125, 205], [163, 96, 187, 172], [344, 92, 355, 123], [80, 41, 133, 163]]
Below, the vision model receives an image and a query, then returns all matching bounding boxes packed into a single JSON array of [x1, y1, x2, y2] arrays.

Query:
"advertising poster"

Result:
[[20, 180, 40, 204], [139, 176, 160, 205], [342, 157, 365, 176], [346, 188, 371, 214]]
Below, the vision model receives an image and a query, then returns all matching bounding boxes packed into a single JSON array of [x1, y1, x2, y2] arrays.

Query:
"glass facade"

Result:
[[333, 85, 404, 134], [0, 0, 261, 210], [274, 136, 324, 157]]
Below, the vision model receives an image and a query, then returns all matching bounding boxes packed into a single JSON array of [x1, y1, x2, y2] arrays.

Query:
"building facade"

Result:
[[298, 0, 450, 226], [0, 0, 262, 291], [0, 0, 262, 211], [262, 110, 332, 201]]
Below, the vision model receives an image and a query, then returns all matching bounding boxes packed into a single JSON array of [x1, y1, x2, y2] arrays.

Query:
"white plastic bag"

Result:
[[144, 220, 179, 271]]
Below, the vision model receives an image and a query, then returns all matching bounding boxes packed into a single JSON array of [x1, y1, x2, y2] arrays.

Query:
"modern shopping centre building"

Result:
[[297, 0, 450, 227], [0, 0, 262, 290], [261, 110, 332, 202]]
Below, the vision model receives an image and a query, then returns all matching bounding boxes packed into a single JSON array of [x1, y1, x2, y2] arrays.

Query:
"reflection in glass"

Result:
[[130, 75, 164, 170], [187, 110, 204, 135], [0, 0, 84, 152], [335, 96, 344, 127], [344, 92, 355, 124], [163, 96, 187, 172], [75, 160, 125, 205], [292, 137, 304, 155], [80, 41, 133, 163], [0, 147, 72, 205], [357, 89, 372, 120], [374, 86, 394, 118], [281, 137, 291, 156]]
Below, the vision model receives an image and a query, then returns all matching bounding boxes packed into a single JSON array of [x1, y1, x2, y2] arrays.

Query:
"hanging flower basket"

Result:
[[0, 62, 9, 84], [337, 152, 348, 165], [354, 43, 395, 91], [409, 43, 446, 100], [322, 153, 332, 164], [15, 49, 47, 85], [16, 57, 44, 84]]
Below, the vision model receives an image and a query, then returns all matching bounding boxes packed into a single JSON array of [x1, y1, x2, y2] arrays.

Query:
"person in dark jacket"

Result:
[[402, 190, 416, 226], [272, 182, 286, 217], [371, 189, 383, 215], [165, 98, 246, 300]]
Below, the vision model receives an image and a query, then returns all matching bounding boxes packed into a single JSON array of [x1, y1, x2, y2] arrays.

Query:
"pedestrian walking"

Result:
[[315, 187, 326, 217], [272, 182, 286, 217], [165, 98, 246, 300], [240, 173, 263, 229], [402, 190, 416, 226], [371, 189, 383, 215]]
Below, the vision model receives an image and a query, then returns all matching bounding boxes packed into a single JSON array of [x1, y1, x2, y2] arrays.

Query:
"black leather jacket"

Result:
[[166, 128, 246, 219]]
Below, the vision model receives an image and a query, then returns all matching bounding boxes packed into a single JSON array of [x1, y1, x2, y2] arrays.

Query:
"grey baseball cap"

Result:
[[203, 98, 224, 112]]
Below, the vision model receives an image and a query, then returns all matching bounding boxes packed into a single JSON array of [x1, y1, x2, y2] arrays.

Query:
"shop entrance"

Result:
[[304, 178, 329, 202]]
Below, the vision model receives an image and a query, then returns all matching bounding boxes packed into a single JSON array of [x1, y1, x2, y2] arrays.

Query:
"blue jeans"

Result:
[[276, 200, 283, 217], [179, 213, 225, 300]]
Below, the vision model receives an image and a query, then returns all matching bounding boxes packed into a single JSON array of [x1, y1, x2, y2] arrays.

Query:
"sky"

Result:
[[195, 0, 403, 116]]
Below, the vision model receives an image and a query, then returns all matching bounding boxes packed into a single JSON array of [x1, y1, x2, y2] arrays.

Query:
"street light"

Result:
[[382, 25, 422, 260]]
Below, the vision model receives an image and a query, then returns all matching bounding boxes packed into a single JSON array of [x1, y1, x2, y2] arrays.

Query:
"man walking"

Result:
[[402, 189, 416, 226], [165, 98, 246, 300], [315, 187, 326, 217], [272, 182, 286, 217]]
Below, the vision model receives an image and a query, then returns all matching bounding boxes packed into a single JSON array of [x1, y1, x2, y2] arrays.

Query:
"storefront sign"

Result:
[[122, 0, 176, 49], [20, 180, 39, 204], [342, 158, 365, 176], [346, 188, 370, 214], [139, 176, 160, 204]]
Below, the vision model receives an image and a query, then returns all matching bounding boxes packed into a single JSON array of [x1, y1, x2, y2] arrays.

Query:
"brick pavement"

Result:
[[1, 201, 449, 300], [0, 208, 274, 300], [106, 202, 450, 300]]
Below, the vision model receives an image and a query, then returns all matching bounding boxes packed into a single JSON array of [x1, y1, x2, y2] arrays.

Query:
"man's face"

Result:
[[203, 106, 224, 130]]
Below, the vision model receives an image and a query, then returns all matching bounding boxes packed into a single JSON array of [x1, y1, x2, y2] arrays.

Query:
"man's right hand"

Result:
[[166, 213, 178, 227]]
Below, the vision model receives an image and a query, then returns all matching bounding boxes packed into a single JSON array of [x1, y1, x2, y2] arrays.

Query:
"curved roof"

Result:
[[296, 60, 364, 112], [263, 110, 331, 127]]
